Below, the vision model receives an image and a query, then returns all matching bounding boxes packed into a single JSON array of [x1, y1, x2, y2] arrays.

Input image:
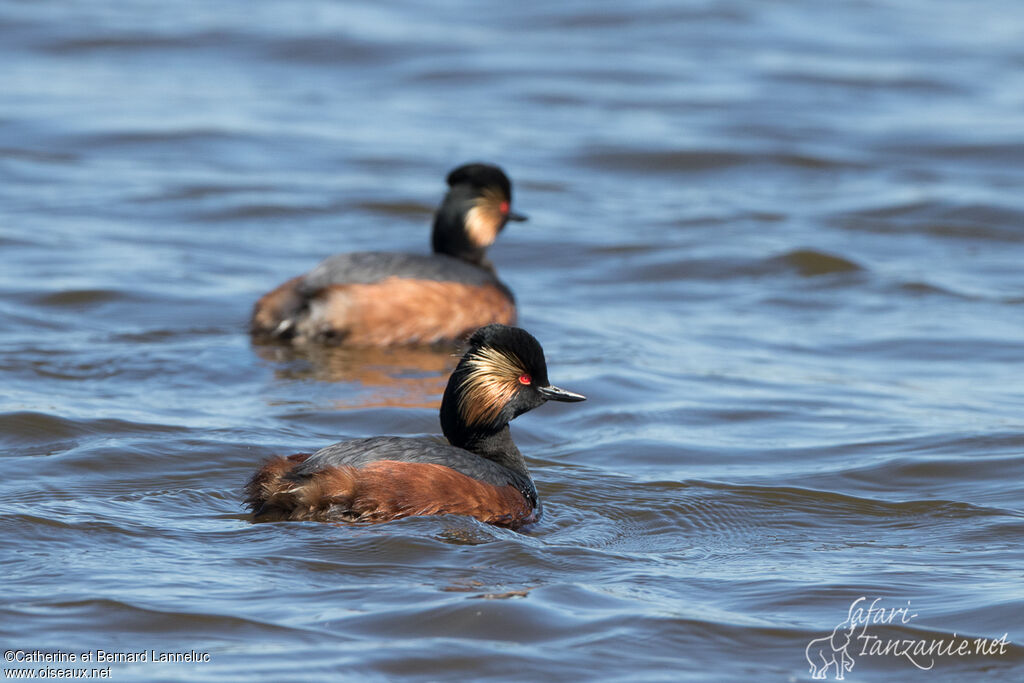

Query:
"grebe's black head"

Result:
[[440, 324, 584, 448], [431, 163, 527, 267]]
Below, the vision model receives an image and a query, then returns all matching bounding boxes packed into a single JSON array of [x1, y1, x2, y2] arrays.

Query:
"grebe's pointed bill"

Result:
[[537, 384, 586, 402], [507, 210, 528, 222]]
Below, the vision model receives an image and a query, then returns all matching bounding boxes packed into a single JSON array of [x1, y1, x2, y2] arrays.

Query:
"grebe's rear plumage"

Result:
[[244, 324, 584, 528], [250, 163, 526, 346]]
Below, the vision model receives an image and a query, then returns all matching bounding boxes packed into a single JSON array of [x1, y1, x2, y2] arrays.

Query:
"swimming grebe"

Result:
[[244, 324, 584, 528], [250, 163, 527, 346]]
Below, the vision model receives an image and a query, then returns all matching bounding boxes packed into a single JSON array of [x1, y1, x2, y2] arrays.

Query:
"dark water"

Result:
[[2, 1, 1023, 680]]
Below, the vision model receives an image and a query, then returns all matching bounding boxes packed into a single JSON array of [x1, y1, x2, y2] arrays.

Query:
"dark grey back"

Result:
[[299, 252, 501, 295], [287, 435, 536, 506]]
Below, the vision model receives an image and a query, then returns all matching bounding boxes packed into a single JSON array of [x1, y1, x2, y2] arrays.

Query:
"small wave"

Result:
[[267, 36, 401, 66], [0, 411, 186, 451], [0, 411, 87, 443], [770, 249, 863, 277], [131, 183, 278, 203], [353, 200, 433, 217], [581, 248, 863, 286], [31, 288, 132, 307], [107, 327, 227, 343], [7, 597, 303, 640], [0, 146, 77, 164], [770, 69, 961, 94], [895, 280, 979, 300], [834, 198, 1024, 242], [196, 201, 346, 222], [697, 481, 1018, 522], [833, 451, 1024, 493], [827, 337, 1024, 362], [40, 32, 227, 54], [575, 146, 858, 173], [884, 140, 1024, 165], [68, 127, 253, 150]]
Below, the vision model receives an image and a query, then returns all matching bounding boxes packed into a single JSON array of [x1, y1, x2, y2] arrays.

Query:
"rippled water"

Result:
[[2, 1, 1024, 680]]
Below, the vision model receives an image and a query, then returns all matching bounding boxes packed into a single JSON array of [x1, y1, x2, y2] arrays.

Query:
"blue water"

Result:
[[2, 1, 1023, 680]]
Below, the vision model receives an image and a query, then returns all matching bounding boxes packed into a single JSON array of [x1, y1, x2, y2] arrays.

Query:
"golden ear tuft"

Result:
[[464, 187, 507, 248], [458, 346, 525, 427]]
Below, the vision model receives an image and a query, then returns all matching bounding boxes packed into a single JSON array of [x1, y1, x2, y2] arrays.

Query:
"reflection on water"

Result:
[[251, 341, 457, 408], [2, 0, 1024, 680]]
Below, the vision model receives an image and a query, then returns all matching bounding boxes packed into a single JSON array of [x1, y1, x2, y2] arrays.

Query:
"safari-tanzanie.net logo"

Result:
[[805, 597, 1010, 680]]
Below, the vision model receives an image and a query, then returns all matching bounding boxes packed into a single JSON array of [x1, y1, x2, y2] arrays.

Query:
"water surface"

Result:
[[2, 1, 1023, 680]]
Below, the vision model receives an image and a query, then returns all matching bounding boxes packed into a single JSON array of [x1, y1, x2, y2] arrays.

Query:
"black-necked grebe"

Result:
[[244, 324, 584, 528], [250, 163, 526, 346]]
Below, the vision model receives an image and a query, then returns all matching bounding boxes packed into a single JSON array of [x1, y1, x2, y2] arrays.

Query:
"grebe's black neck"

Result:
[[439, 383, 530, 478], [441, 412, 537, 508]]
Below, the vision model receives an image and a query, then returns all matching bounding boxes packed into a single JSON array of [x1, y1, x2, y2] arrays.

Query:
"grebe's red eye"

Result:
[[500, 201, 510, 215], [518, 373, 532, 385]]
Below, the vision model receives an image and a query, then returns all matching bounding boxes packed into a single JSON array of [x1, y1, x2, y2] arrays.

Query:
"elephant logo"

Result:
[[806, 619, 857, 680]]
